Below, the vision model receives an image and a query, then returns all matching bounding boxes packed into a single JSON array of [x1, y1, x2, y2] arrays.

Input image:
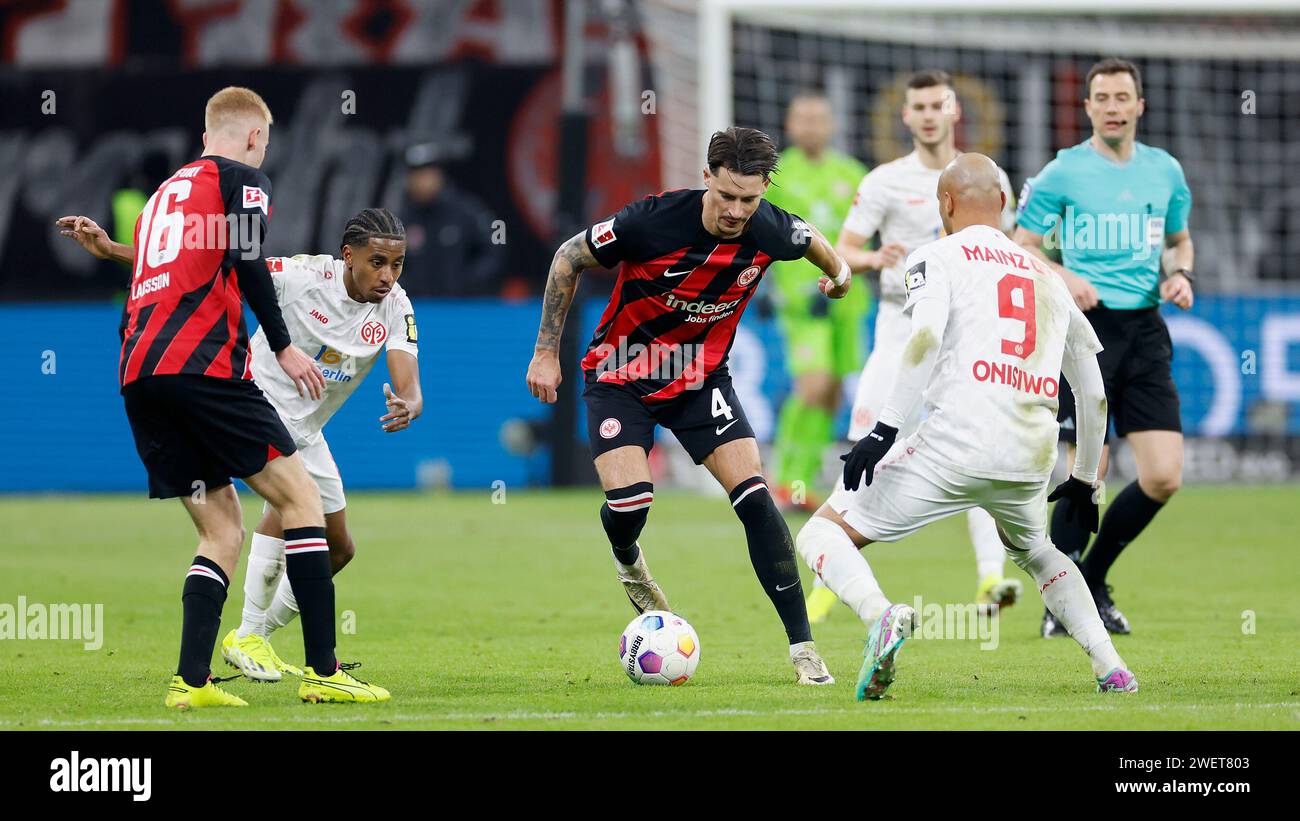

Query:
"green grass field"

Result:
[[1, 486, 1296, 730]]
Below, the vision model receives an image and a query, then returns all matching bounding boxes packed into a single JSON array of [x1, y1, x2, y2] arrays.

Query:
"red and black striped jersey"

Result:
[[580, 188, 810, 403], [118, 156, 292, 388]]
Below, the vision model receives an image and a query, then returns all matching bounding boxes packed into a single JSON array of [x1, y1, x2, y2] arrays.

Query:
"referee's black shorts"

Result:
[[121, 374, 297, 499], [1058, 304, 1182, 444]]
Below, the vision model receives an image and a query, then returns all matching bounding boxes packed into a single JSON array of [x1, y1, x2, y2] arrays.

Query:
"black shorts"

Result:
[[583, 370, 755, 464], [1058, 304, 1181, 444], [122, 374, 297, 499]]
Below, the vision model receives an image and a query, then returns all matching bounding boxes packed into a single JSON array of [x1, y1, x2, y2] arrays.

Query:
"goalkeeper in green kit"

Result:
[[766, 91, 870, 512]]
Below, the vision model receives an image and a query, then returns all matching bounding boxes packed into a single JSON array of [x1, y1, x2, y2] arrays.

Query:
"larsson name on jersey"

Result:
[[131, 271, 170, 300]]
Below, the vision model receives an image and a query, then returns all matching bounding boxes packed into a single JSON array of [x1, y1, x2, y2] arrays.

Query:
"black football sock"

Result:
[[1050, 494, 1093, 564], [284, 526, 337, 675], [1081, 480, 1165, 590], [730, 476, 813, 645], [177, 556, 229, 688], [602, 482, 653, 566]]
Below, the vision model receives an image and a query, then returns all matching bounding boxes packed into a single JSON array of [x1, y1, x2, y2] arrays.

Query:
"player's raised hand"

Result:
[[55, 215, 114, 259], [873, 243, 907, 270], [526, 349, 562, 404], [1160, 273, 1194, 310], [1064, 271, 1101, 311], [275, 344, 327, 401], [380, 382, 413, 432], [1046, 475, 1101, 533], [839, 422, 898, 491]]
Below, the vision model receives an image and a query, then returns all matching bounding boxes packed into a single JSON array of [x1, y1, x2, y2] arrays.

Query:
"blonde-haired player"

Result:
[[56, 86, 389, 706]]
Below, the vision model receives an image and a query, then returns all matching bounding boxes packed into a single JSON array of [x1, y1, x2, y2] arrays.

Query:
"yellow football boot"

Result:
[[299, 663, 390, 703], [976, 573, 1023, 615], [164, 675, 248, 709], [221, 628, 303, 681]]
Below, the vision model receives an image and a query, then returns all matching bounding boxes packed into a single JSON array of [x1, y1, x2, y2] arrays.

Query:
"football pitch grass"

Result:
[[1, 485, 1296, 731]]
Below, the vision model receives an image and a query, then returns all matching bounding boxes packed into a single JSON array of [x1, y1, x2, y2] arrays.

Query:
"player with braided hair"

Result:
[[60, 207, 421, 693]]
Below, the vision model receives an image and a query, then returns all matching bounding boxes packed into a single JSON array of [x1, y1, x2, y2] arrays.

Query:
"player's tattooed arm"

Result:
[[535, 232, 597, 351], [527, 232, 597, 404], [55, 216, 135, 264], [1012, 225, 1098, 312], [801, 222, 851, 299]]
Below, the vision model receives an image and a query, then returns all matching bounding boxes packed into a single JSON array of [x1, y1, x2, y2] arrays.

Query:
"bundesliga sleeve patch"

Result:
[[1016, 181, 1033, 218], [591, 218, 616, 248], [905, 260, 927, 293], [243, 185, 269, 214], [404, 314, 418, 344]]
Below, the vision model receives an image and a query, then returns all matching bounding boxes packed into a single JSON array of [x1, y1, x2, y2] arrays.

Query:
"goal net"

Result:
[[641, 0, 1300, 483]]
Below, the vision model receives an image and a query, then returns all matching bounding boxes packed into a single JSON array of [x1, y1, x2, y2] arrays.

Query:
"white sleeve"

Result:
[[841, 170, 887, 239], [1061, 353, 1106, 484], [266, 255, 319, 307], [384, 288, 419, 357], [1064, 299, 1104, 360], [267, 257, 289, 303], [879, 250, 952, 428]]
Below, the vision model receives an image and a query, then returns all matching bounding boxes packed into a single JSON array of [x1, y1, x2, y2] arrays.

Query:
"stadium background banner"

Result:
[[5, 295, 1299, 494], [0, 0, 660, 300]]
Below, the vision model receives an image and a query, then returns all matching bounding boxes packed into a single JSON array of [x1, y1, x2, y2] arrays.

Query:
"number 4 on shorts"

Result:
[[711, 388, 734, 421]]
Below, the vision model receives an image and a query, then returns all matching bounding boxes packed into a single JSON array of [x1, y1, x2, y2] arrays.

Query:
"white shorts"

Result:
[[827, 435, 1050, 551], [848, 300, 914, 441], [262, 433, 346, 516]]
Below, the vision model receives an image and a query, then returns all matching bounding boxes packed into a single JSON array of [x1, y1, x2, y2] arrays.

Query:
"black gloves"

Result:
[[1047, 475, 1100, 533], [840, 422, 899, 491]]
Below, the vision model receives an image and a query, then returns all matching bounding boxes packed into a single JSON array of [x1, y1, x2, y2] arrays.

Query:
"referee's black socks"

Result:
[[730, 476, 813, 645], [1050, 497, 1092, 564], [284, 526, 338, 676], [177, 556, 228, 688], [1082, 480, 1165, 590]]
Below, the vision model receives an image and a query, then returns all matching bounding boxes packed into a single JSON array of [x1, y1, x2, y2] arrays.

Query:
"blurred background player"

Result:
[[397, 141, 508, 297], [808, 70, 1021, 624], [525, 127, 852, 685], [62, 87, 386, 707], [61, 207, 420, 693], [764, 90, 869, 513], [1014, 58, 1194, 637], [797, 154, 1136, 700]]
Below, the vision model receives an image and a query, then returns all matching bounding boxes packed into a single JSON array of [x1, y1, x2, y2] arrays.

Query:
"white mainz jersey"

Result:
[[902, 224, 1102, 482], [249, 254, 419, 443], [842, 151, 1016, 305]]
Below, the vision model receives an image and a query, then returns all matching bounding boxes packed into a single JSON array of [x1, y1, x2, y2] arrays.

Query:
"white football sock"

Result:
[[263, 573, 300, 635], [968, 507, 1006, 581], [795, 516, 891, 627], [811, 575, 828, 590], [238, 532, 285, 638], [1009, 540, 1125, 678]]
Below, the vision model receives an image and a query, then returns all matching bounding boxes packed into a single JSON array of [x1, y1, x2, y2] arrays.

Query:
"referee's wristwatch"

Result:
[[1169, 267, 1195, 289]]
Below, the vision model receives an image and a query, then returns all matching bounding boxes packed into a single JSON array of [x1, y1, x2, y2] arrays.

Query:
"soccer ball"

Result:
[[618, 610, 700, 685]]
